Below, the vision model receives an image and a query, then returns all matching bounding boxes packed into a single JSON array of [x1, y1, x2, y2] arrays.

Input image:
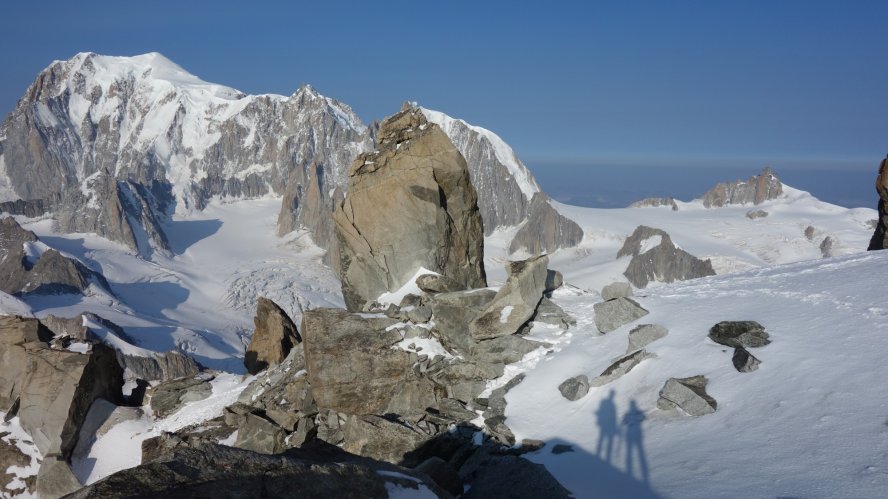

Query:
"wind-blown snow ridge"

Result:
[[420, 107, 540, 200]]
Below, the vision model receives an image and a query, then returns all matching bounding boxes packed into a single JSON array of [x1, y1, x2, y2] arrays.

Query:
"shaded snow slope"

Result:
[[13, 197, 342, 372], [506, 250, 888, 498]]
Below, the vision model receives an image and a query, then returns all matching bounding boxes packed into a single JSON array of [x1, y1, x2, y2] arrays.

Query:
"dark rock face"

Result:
[[700, 167, 783, 208], [708, 321, 771, 348], [617, 225, 716, 288], [870, 156, 888, 250], [66, 438, 451, 499], [509, 193, 584, 255], [301, 308, 436, 417], [732, 347, 761, 373], [820, 236, 836, 258], [244, 297, 301, 375], [657, 375, 717, 416], [0, 217, 109, 296], [459, 446, 573, 499], [334, 108, 486, 312]]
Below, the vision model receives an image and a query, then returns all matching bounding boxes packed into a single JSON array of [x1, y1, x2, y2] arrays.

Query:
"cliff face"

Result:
[[868, 156, 888, 251]]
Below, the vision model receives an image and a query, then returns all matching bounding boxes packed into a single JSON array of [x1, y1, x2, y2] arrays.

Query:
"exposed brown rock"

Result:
[[701, 167, 783, 208], [334, 107, 486, 312], [244, 297, 301, 374]]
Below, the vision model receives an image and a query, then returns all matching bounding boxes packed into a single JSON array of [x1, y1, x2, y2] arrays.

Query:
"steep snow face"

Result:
[[506, 250, 888, 498], [421, 107, 542, 235]]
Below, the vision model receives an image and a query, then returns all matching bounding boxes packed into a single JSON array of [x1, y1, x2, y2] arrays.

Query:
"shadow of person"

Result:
[[622, 399, 650, 483], [596, 389, 619, 463]]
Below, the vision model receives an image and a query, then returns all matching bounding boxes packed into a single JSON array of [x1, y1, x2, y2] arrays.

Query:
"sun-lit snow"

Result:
[[420, 107, 541, 200]]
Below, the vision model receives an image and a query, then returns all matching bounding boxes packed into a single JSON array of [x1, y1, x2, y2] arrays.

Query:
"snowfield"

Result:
[[0, 183, 884, 497]]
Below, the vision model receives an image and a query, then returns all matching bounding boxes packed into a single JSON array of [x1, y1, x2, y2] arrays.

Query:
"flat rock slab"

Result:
[[590, 350, 655, 387], [708, 321, 770, 348], [593, 298, 649, 333], [627, 324, 668, 353], [657, 375, 717, 416]]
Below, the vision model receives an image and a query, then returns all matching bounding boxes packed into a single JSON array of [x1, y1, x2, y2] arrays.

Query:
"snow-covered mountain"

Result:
[[0, 53, 583, 258], [0, 52, 369, 255]]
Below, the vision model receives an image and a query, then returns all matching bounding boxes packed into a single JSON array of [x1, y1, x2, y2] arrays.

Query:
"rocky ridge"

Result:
[[700, 167, 784, 208], [868, 155, 888, 250]]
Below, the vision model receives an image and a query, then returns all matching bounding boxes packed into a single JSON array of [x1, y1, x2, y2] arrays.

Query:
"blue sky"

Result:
[[1, 0, 885, 176]]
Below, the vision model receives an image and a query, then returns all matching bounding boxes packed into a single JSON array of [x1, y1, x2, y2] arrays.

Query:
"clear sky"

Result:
[[1, 0, 885, 174]]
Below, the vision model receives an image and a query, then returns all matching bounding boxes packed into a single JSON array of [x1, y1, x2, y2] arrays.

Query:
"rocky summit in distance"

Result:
[[617, 225, 716, 288], [700, 167, 783, 208], [868, 155, 888, 251], [334, 106, 486, 312]]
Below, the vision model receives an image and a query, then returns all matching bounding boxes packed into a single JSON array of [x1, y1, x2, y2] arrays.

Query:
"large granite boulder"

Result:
[[334, 107, 486, 312], [558, 375, 590, 401], [469, 255, 548, 341], [617, 225, 716, 288], [589, 350, 655, 387], [429, 289, 497, 355], [0, 218, 111, 296], [700, 167, 783, 207], [708, 321, 770, 348], [244, 297, 301, 375], [627, 324, 668, 353], [301, 308, 437, 418], [148, 374, 214, 418], [868, 155, 888, 250]]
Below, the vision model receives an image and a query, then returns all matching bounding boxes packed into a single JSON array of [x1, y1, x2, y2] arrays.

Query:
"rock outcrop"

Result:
[[469, 255, 548, 340], [509, 193, 584, 255], [700, 167, 783, 208], [244, 297, 301, 374], [629, 197, 679, 211], [67, 438, 451, 498], [870, 155, 888, 250], [617, 225, 716, 288], [708, 321, 770, 348], [0, 217, 110, 296], [334, 107, 486, 311]]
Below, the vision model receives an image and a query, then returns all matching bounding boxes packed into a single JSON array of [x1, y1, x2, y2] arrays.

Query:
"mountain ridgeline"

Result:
[[0, 52, 582, 257]]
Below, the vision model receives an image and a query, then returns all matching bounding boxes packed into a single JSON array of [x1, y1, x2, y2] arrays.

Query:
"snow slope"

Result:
[[486, 185, 876, 290], [14, 197, 342, 372], [505, 249, 888, 498]]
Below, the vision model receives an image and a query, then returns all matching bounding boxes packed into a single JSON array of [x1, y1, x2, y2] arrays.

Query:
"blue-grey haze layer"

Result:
[[530, 164, 876, 210]]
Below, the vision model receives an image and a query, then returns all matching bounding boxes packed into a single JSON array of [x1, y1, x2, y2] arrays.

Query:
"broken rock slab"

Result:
[[626, 324, 668, 353], [589, 350, 655, 387], [657, 376, 717, 416]]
